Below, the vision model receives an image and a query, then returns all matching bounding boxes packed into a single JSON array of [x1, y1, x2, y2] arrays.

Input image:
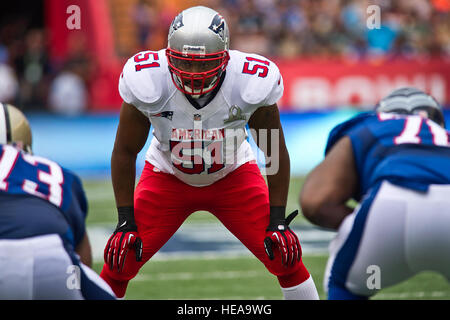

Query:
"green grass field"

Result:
[[84, 177, 450, 300]]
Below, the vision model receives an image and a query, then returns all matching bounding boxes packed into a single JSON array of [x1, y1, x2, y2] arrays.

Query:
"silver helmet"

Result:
[[0, 103, 32, 153], [166, 6, 230, 97], [376, 87, 445, 127]]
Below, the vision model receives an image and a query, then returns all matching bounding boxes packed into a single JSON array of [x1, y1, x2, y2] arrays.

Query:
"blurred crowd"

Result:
[[135, 0, 450, 59], [0, 0, 449, 112], [203, 0, 450, 59], [0, 16, 92, 113]]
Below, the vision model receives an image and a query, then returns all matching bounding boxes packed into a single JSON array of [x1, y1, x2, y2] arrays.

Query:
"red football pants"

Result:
[[101, 161, 310, 291]]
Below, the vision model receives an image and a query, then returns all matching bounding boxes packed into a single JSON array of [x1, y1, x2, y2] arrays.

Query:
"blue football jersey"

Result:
[[0, 144, 87, 249], [326, 112, 450, 201]]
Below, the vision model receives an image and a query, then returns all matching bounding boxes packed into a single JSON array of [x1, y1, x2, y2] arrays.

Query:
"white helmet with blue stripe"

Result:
[[376, 87, 445, 128]]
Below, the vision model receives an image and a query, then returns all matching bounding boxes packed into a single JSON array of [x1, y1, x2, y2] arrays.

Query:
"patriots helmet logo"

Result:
[[152, 111, 174, 120], [169, 13, 184, 38], [208, 14, 226, 41]]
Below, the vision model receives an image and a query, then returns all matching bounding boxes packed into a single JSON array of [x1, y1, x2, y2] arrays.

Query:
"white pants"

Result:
[[325, 181, 450, 297], [0, 234, 115, 299]]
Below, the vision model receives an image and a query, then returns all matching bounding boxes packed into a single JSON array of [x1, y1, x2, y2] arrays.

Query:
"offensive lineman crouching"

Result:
[[0, 103, 116, 299], [300, 88, 450, 299]]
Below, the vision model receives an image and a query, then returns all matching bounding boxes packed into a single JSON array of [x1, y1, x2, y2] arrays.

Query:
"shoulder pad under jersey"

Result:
[[118, 49, 170, 111], [230, 50, 283, 107], [325, 112, 375, 155]]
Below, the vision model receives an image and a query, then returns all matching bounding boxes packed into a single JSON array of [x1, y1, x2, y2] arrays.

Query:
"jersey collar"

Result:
[[184, 71, 227, 110]]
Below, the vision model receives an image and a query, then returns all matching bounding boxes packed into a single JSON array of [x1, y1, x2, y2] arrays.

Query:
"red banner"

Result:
[[275, 57, 450, 110], [84, 55, 450, 111], [45, 0, 123, 110]]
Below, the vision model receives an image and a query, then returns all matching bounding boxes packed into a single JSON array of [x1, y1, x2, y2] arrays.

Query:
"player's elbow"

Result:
[[299, 187, 326, 224], [300, 182, 355, 230], [112, 142, 139, 161], [299, 178, 340, 227]]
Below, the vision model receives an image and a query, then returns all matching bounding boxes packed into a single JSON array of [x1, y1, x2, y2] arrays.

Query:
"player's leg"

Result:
[[402, 183, 450, 283], [100, 162, 193, 298], [0, 234, 110, 299], [0, 237, 37, 299], [34, 234, 116, 299], [325, 181, 415, 299], [334, 182, 450, 298], [323, 208, 369, 300], [0, 234, 87, 299], [208, 162, 319, 299]]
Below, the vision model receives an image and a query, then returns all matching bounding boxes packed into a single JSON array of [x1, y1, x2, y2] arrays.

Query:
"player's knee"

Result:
[[275, 260, 310, 288], [100, 262, 140, 282], [265, 257, 309, 286], [100, 268, 130, 298]]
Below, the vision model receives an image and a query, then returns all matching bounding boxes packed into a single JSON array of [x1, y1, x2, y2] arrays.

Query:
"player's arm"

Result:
[[111, 101, 150, 207], [249, 104, 301, 266], [248, 103, 289, 207], [104, 101, 150, 272], [75, 232, 93, 267], [300, 136, 358, 230]]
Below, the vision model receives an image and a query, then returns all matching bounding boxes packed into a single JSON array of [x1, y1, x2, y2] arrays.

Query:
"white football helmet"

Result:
[[0, 103, 32, 153], [166, 6, 230, 97], [376, 87, 445, 128]]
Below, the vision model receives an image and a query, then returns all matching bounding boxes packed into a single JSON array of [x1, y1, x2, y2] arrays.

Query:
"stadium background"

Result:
[[0, 0, 449, 299]]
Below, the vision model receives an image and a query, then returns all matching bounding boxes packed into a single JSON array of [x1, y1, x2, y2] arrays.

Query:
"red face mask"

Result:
[[166, 48, 229, 96]]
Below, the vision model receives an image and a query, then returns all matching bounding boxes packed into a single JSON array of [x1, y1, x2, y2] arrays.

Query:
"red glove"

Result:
[[104, 207, 143, 272], [264, 208, 302, 267]]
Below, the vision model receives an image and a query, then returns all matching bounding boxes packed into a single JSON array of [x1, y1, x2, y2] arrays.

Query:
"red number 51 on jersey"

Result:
[[169, 128, 226, 175]]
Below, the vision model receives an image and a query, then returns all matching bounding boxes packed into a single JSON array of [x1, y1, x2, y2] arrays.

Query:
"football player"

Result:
[[0, 103, 116, 299], [100, 6, 319, 299], [300, 87, 450, 299]]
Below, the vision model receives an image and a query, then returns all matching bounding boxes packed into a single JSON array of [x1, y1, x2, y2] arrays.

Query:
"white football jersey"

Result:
[[118, 49, 283, 186]]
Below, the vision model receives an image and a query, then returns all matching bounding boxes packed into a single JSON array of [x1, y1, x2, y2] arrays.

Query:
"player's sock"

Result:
[[100, 268, 129, 298], [280, 275, 319, 300], [277, 261, 320, 300]]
